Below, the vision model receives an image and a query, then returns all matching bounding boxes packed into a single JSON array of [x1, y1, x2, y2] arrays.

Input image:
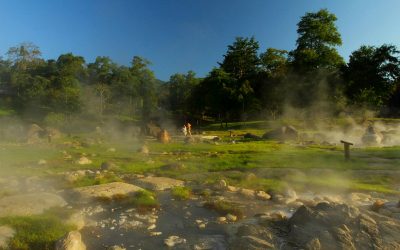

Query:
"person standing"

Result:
[[186, 122, 192, 136], [182, 124, 187, 136]]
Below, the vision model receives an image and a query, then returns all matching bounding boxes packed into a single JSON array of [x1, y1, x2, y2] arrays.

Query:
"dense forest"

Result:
[[1, 9, 400, 128]]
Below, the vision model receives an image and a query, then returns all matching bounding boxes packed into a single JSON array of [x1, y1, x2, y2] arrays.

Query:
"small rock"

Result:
[[150, 231, 162, 236], [217, 217, 227, 223], [239, 188, 255, 198], [164, 235, 186, 247], [255, 190, 271, 200], [371, 199, 385, 212], [77, 157, 92, 165], [147, 224, 156, 230], [198, 223, 206, 229], [139, 145, 149, 154], [226, 213, 237, 222], [227, 185, 238, 192]]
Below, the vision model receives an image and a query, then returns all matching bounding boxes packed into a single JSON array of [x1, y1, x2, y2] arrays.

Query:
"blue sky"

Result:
[[1, 0, 400, 80]]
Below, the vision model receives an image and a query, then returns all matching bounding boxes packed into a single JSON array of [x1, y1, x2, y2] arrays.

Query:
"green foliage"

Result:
[[291, 8, 344, 70], [171, 186, 191, 200], [0, 213, 74, 250], [44, 112, 66, 128], [127, 190, 159, 211], [204, 200, 243, 219], [343, 44, 400, 108]]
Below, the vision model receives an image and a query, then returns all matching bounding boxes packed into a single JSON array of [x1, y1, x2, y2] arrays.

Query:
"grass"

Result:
[[171, 186, 191, 200], [71, 172, 123, 188], [0, 209, 75, 250], [204, 200, 244, 219], [126, 190, 160, 212]]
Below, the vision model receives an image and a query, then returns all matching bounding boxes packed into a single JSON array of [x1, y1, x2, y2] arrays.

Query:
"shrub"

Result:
[[171, 186, 191, 200]]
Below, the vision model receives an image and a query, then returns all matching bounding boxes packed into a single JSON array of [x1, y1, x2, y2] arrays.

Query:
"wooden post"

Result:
[[340, 140, 353, 160]]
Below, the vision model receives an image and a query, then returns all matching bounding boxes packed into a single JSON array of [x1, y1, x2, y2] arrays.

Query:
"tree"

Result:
[[167, 70, 199, 114], [259, 48, 288, 77], [290, 9, 344, 71], [87, 56, 117, 116], [343, 44, 400, 108], [130, 56, 157, 121], [220, 37, 260, 80], [7, 42, 43, 71]]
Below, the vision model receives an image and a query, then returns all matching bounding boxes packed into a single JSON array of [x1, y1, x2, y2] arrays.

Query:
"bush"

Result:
[[127, 190, 160, 212]]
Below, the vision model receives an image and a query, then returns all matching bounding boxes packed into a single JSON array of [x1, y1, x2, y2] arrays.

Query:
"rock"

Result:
[[0, 226, 15, 249], [147, 224, 156, 230], [107, 147, 116, 152], [255, 190, 271, 200], [371, 199, 385, 212], [227, 185, 238, 192], [282, 202, 400, 249], [150, 231, 162, 236], [100, 161, 118, 171], [198, 223, 206, 229], [0, 192, 67, 217], [243, 133, 260, 140], [193, 235, 227, 250], [135, 176, 184, 191], [305, 238, 321, 250], [232, 236, 275, 250], [164, 235, 186, 247], [27, 123, 44, 143], [55, 231, 86, 250], [72, 182, 143, 202], [77, 157, 92, 165], [217, 217, 227, 223], [239, 188, 255, 198], [244, 173, 257, 180], [226, 213, 237, 222], [262, 125, 298, 141]]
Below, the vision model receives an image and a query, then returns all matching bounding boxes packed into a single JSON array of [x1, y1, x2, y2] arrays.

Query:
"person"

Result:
[[181, 124, 187, 136], [186, 122, 192, 136]]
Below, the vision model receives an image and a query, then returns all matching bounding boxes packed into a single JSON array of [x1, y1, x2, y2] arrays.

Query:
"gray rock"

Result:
[[193, 235, 227, 250]]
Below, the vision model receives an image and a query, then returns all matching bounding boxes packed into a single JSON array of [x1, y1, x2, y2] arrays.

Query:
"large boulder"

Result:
[[284, 202, 400, 249], [55, 231, 86, 250], [72, 182, 143, 202], [262, 126, 298, 141], [0, 192, 67, 217]]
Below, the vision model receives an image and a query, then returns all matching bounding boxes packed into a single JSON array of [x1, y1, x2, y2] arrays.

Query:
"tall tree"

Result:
[[290, 9, 344, 71], [220, 37, 260, 80]]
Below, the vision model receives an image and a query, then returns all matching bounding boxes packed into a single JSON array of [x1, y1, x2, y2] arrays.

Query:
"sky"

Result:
[[1, 0, 400, 81]]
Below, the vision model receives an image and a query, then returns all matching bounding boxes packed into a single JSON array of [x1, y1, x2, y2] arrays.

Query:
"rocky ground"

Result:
[[0, 171, 399, 250]]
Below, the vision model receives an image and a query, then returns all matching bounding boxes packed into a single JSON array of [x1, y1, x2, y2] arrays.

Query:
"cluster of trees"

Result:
[[0, 44, 159, 122], [1, 9, 400, 125]]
